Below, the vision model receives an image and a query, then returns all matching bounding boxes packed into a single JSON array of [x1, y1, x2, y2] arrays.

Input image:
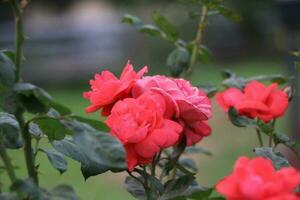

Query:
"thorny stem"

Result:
[[256, 128, 264, 147], [10, 0, 24, 82], [0, 137, 22, 198], [185, 5, 208, 80], [151, 151, 161, 176], [269, 120, 276, 147], [10, 0, 39, 185], [16, 110, 39, 185]]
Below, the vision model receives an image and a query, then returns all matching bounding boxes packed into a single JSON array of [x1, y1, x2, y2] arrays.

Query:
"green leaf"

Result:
[[49, 184, 80, 200], [49, 101, 72, 116], [198, 45, 213, 63], [122, 14, 143, 26], [215, 5, 241, 22], [167, 47, 190, 77], [138, 24, 162, 36], [1, 50, 16, 64], [40, 148, 67, 174], [254, 147, 290, 170], [187, 187, 213, 200], [124, 176, 145, 200], [0, 112, 22, 149], [274, 132, 290, 145], [198, 84, 217, 98], [257, 120, 274, 134], [185, 146, 212, 156], [52, 121, 126, 179], [228, 107, 257, 128], [11, 179, 41, 199], [0, 193, 18, 200], [13, 83, 52, 114], [136, 168, 164, 196], [0, 91, 20, 114], [246, 74, 291, 85], [221, 70, 246, 89], [152, 11, 179, 42], [71, 116, 109, 132], [34, 117, 70, 141], [28, 122, 43, 137], [179, 158, 198, 173], [160, 175, 195, 200], [0, 52, 15, 91]]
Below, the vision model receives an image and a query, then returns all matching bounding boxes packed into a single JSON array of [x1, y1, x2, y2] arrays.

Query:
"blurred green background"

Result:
[[1, 0, 300, 199]]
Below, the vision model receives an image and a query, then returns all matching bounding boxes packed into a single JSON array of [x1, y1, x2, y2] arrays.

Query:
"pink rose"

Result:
[[132, 75, 212, 145], [105, 91, 182, 171], [216, 156, 300, 200], [216, 81, 289, 122], [83, 61, 148, 116]]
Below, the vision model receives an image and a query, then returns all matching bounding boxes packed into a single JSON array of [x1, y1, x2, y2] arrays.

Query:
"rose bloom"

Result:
[[132, 75, 212, 146], [216, 81, 289, 122], [105, 91, 182, 171], [83, 61, 147, 116], [216, 156, 300, 200]]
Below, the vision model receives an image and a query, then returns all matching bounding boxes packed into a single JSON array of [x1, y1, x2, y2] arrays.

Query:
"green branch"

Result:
[[10, 0, 24, 82], [16, 111, 39, 185], [185, 5, 208, 79]]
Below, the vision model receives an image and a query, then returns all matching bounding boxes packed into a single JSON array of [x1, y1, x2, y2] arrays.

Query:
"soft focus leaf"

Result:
[[71, 115, 109, 132], [1, 50, 15, 64], [167, 47, 190, 77], [0, 112, 22, 149], [0, 193, 18, 200], [185, 146, 212, 156], [40, 148, 67, 174], [274, 132, 290, 145], [49, 184, 80, 200], [215, 5, 241, 22], [160, 175, 195, 200], [28, 122, 43, 137], [34, 117, 70, 141], [254, 147, 290, 170], [221, 70, 246, 89], [257, 120, 274, 134], [52, 121, 126, 179], [0, 52, 15, 91], [198, 84, 217, 98], [138, 24, 162, 36], [179, 158, 198, 173], [0, 91, 20, 114], [13, 83, 52, 113], [49, 101, 72, 116], [228, 107, 257, 128], [198, 45, 213, 63], [246, 74, 291, 85], [187, 186, 213, 199], [124, 176, 145, 200], [122, 14, 143, 26], [152, 11, 179, 42]]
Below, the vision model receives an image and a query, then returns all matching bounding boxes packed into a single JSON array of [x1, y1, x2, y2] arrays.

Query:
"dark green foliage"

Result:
[[0, 52, 15, 91], [52, 121, 126, 179], [167, 48, 190, 77], [254, 147, 290, 170], [40, 148, 67, 174], [0, 112, 22, 149], [228, 107, 257, 128]]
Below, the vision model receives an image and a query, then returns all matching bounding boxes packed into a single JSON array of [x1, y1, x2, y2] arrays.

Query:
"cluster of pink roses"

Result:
[[216, 156, 300, 200], [83, 62, 212, 171]]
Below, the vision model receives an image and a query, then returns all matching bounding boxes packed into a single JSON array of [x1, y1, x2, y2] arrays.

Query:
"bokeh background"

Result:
[[1, 0, 300, 199]]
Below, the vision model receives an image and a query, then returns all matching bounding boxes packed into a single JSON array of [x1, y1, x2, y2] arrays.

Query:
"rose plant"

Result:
[[0, 0, 300, 200]]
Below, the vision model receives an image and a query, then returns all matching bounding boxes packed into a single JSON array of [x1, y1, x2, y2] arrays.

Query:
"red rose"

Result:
[[83, 61, 147, 116], [105, 91, 182, 171], [132, 75, 212, 146], [216, 81, 289, 122], [216, 156, 300, 200]]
